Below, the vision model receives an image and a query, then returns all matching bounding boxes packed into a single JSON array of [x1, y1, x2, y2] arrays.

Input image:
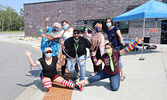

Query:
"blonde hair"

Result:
[[95, 23, 102, 30]]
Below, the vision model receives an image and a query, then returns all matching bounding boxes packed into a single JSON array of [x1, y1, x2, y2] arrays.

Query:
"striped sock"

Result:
[[61, 80, 75, 88], [43, 80, 52, 89]]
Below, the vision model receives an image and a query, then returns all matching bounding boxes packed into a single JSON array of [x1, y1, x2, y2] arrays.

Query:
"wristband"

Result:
[[124, 40, 139, 53], [93, 56, 98, 64]]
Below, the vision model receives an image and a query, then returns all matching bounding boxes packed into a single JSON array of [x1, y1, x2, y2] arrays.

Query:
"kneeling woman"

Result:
[[77, 39, 142, 91], [25, 47, 83, 91]]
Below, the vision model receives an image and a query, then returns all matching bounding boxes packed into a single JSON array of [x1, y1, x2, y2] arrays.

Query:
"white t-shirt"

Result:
[[60, 28, 73, 41]]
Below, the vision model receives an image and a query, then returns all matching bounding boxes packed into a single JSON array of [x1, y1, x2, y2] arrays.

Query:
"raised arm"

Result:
[[89, 38, 97, 50], [119, 38, 143, 55], [52, 31, 63, 38], [38, 29, 58, 41], [24, 50, 41, 67], [57, 55, 66, 66], [44, 17, 50, 30]]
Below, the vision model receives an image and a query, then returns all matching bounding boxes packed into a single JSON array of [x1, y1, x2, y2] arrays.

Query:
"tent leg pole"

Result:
[[139, 18, 145, 60]]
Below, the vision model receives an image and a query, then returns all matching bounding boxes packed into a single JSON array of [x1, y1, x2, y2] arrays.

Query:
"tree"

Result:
[[0, 4, 24, 31], [0, 4, 5, 31], [19, 8, 24, 31]]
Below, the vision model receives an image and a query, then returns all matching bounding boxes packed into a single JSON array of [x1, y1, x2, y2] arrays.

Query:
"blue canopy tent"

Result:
[[113, 0, 167, 60]]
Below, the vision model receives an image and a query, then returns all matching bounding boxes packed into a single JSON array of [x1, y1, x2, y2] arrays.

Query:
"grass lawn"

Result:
[[0, 31, 24, 34]]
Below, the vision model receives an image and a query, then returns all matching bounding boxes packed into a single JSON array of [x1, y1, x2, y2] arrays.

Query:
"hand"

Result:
[[136, 38, 144, 44], [139, 38, 144, 43], [59, 54, 66, 62], [62, 55, 66, 59], [46, 34, 52, 37], [91, 51, 96, 56], [25, 50, 32, 57], [45, 17, 50, 22]]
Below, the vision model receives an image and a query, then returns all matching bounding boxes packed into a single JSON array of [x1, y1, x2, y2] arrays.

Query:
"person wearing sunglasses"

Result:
[[105, 18, 125, 81], [25, 47, 84, 91], [62, 29, 97, 81], [77, 38, 143, 91], [85, 23, 105, 76]]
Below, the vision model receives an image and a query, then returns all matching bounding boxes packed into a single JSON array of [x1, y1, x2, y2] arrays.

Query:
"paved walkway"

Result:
[[72, 45, 167, 100], [1, 33, 167, 100]]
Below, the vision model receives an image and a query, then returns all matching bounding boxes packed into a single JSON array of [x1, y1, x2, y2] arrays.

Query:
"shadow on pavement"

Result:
[[16, 80, 48, 92], [16, 70, 48, 92], [86, 81, 112, 91]]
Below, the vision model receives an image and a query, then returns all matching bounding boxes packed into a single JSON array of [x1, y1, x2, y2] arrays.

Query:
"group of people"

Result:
[[25, 17, 143, 91]]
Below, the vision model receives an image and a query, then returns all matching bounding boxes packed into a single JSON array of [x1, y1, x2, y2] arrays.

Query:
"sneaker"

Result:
[[79, 82, 85, 91], [121, 76, 126, 81]]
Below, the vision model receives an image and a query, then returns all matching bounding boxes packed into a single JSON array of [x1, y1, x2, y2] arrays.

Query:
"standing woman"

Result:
[[25, 47, 83, 91], [60, 21, 74, 76], [105, 18, 125, 81], [77, 39, 142, 91], [85, 23, 105, 76]]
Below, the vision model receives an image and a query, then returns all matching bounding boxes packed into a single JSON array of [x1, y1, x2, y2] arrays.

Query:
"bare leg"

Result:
[[53, 76, 64, 83]]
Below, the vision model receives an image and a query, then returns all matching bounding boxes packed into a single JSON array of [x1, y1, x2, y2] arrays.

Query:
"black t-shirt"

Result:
[[64, 37, 92, 58], [38, 56, 58, 79]]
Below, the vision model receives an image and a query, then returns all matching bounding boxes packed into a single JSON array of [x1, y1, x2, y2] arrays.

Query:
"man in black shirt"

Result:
[[63, 29, 96, 81]]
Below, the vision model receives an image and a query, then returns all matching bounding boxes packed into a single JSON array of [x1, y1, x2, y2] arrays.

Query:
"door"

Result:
[[161, 20, 167, 44]]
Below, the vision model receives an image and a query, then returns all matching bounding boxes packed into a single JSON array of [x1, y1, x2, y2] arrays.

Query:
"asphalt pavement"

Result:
[[0, 41, 41, 99]]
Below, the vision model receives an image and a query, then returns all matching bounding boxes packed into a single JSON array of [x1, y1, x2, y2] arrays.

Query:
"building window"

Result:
[[76, 19, 107, 33], [116, 21, 129, 34], [76, 20, 84, 32], [163, 0, 167, 3], [77, 19, 128, 34]]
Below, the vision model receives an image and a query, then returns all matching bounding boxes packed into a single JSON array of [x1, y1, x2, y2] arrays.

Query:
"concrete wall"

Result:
[[24, 0, 163, 43]]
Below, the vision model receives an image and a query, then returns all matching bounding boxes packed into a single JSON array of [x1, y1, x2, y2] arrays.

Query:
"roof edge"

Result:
[[24, 0, 75, 5]]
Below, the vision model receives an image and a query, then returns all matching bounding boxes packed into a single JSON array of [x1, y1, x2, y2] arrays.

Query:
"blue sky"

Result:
[[0, 0, 54, 13]]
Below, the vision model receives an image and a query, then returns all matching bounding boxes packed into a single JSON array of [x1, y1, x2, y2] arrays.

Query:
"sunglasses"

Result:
[[74, 32, 79, 35], [105, 47, 111, 49], [45, 50, 52, 54]]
